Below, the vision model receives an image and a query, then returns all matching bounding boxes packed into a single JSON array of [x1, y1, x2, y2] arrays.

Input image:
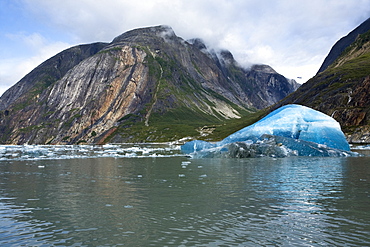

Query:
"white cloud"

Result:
[[1, 0, 370, 95], [6, 32, 45, 50]]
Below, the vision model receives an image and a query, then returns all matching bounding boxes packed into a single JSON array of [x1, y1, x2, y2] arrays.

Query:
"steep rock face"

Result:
[[0, 25, 298, 144], [243, 65, 300, 108], [272, 20, 370, 143], [0, 45, 154, 144]]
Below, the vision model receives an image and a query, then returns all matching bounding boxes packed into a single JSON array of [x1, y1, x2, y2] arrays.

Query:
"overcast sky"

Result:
[[1, 0, 370, 96]]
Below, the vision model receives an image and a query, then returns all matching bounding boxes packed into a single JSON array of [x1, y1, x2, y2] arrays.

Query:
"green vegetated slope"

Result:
[[106, 106, 267, 143]]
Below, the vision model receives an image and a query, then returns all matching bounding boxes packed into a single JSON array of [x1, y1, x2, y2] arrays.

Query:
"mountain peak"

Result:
[[251, 64, 277, 74], [187, 38, 207, 50], [111, 25, 176, 44]]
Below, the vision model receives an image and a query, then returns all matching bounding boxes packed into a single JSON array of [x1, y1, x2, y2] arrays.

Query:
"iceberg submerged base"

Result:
[[191, 135, 358, 158]]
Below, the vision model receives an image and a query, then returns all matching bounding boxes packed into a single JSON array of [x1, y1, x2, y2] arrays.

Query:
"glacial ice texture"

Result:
[[182, 104, 354, 157]]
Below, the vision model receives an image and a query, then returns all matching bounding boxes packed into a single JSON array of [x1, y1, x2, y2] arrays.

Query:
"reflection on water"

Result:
[[0, 156, 369, 246]]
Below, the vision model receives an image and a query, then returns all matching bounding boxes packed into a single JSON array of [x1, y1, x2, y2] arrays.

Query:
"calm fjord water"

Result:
[[0, 145, 369, 246]]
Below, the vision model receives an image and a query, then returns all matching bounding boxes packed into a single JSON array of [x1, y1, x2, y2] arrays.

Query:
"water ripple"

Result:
[[0, 155, 369, 246]]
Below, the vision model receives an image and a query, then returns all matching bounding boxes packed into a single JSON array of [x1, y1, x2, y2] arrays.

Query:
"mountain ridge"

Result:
[[0, 42, 108, 111], [317, 17, 370, 73], [0, 25, 299, 144]]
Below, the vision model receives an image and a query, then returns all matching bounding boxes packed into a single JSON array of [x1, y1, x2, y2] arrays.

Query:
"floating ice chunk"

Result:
[[182, 104, 353, 157], [0, 143, 184, 160]]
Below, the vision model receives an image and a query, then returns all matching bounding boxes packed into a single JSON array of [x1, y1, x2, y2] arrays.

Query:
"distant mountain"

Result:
[[272, 18, 370, 143], [0, 25, 299, 144]]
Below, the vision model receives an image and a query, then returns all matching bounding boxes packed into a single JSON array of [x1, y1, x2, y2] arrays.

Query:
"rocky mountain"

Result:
[[272, 18, 370, 143], [0, 25, 299, 144]]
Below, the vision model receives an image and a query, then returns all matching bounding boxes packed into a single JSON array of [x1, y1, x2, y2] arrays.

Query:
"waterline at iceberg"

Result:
[[181, 104, 357, 158]]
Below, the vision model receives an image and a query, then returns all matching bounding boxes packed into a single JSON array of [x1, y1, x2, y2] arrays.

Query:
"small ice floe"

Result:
[[181, 161, 191, 168]]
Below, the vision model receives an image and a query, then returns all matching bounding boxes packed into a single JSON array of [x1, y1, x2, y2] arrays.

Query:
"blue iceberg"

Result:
[[181, 104, 355, 157]]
